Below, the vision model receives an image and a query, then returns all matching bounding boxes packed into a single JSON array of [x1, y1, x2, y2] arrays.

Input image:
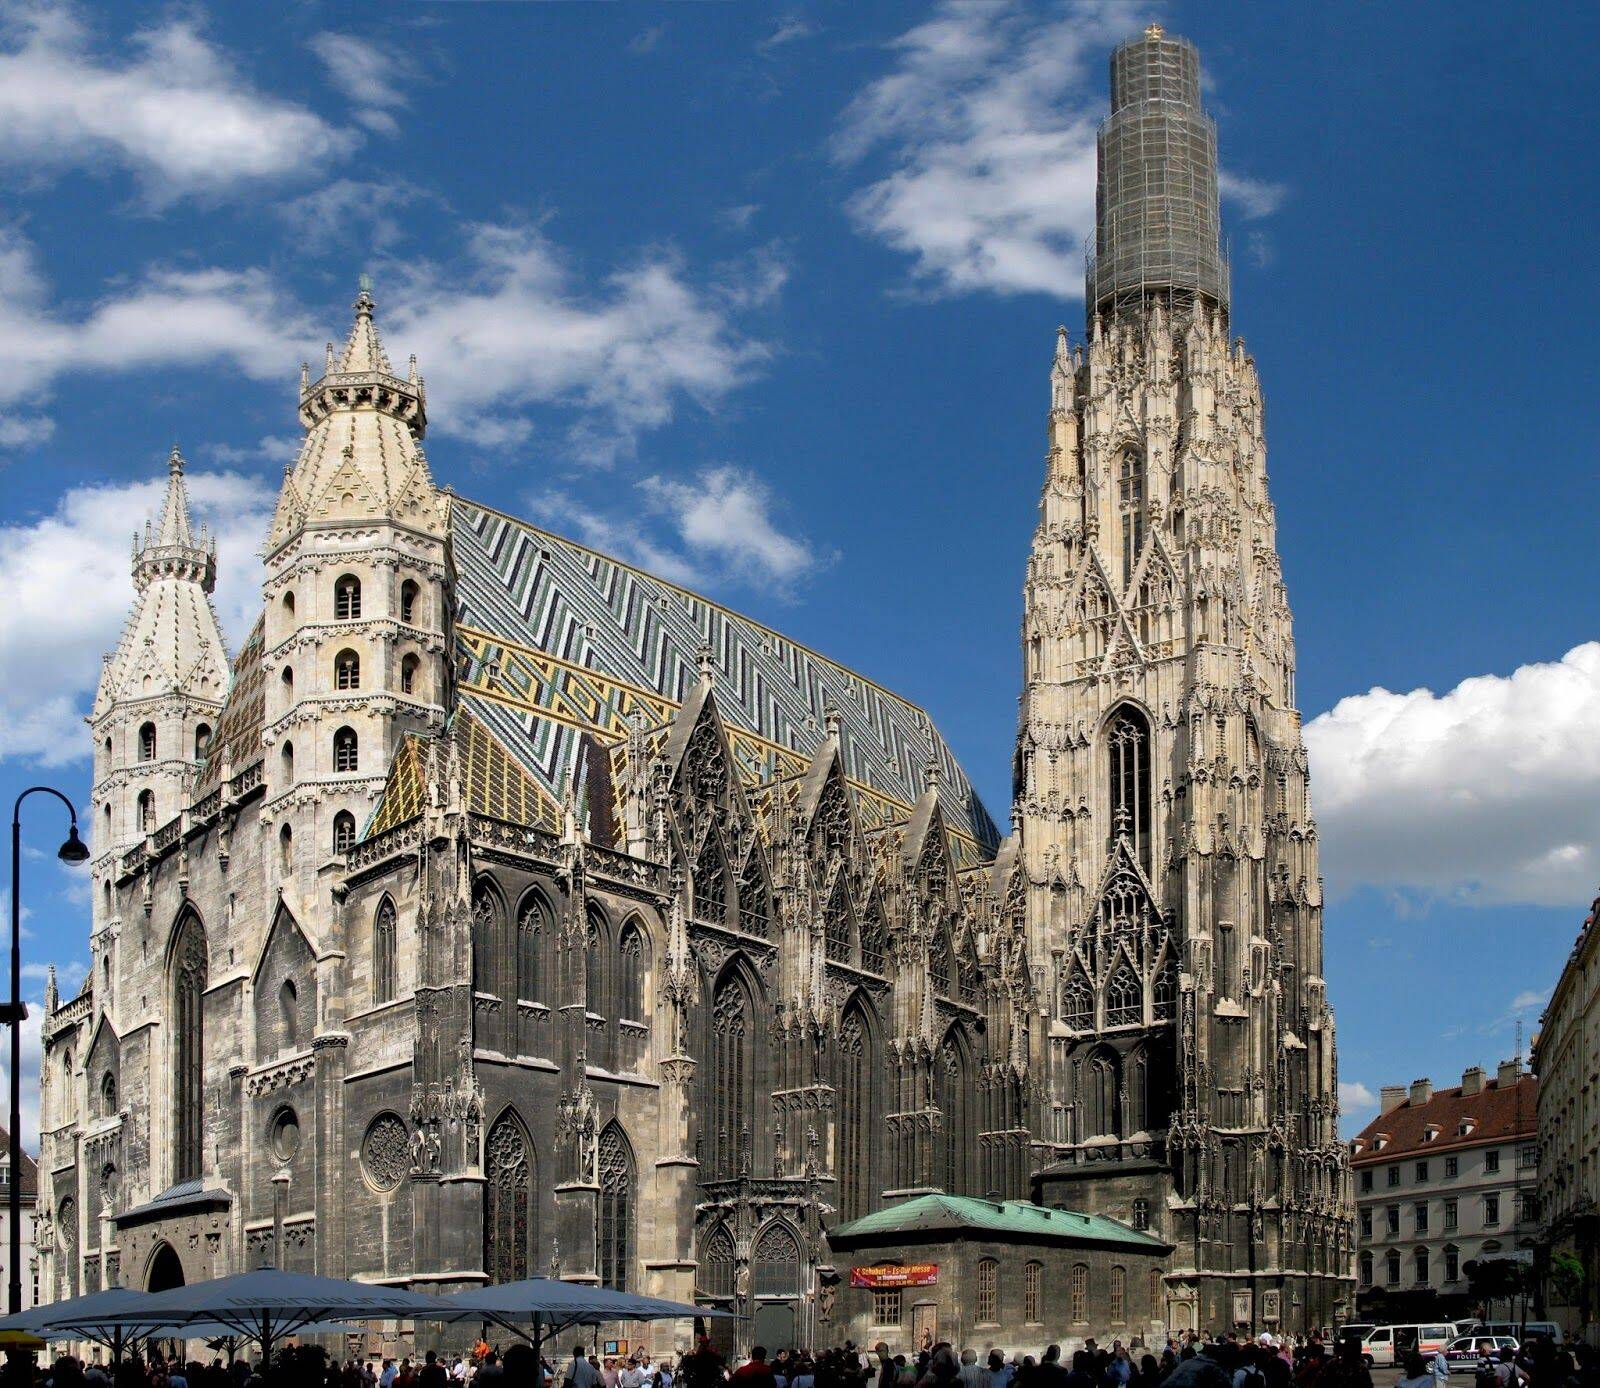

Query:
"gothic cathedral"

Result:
[[39, 25, 1352, 1345]]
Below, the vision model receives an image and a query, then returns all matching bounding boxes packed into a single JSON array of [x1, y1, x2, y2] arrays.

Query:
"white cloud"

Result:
[[0, 6, 354, 197], [206, 435, 300, 467], [1339, 1080, 1377, 1114], [0, 468, 276, 764], [309, 32, 416, 137], [276, 178, 426, 252], [0, 226, 317, 416], [1305, 642, 1600, 908], [758, 15, 816, 53], [385, 223, 773, 460], [640, 465, 825, 591], [834, 2, 1286, 299], [0, 412, 53, 449]]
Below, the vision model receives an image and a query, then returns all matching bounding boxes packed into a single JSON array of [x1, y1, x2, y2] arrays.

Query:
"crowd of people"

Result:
[[12, 1328, 1600, 1388]]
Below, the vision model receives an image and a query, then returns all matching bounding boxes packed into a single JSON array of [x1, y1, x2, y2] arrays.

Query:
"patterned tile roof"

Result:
[[449, 496, 1000, 860], [193, 616, 265, 794], [1350, 1073, 1538, 1164], [826, 1194, 1168, 1250]]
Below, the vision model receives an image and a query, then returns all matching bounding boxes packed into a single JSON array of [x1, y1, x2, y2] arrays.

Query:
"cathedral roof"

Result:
[[449, 496, 999, 864], [826, 1193, 1169, 1252]]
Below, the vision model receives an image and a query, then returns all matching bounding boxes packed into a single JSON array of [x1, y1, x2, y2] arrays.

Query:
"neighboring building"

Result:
[[38, 22, 1349, 1347], [0, 1126, 41, 1313], [1533, 888, 1600, 1337], [826, 1195, 1170, 1353], [1350, 1059, 1538, 1320]]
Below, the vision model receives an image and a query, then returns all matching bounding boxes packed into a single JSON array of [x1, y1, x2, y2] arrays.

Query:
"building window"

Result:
[[1360, 1169, 1373, 1193], [400, 579, 420, 624], [1519, 1145, 1537, 1171], [1443, 1197, 1458, 1231], [871, 1289, 902, 1327], [1131, 1198, 1149, 1231], [709, 976, 751, 1180], [694, 839, 728, 926], [194, 724, 212, 759], [700, 1223, 735, 1300], [1416, 1161, 1429, 1182], [139, 722, 157, 761], [401, 653, 419, 695], [616, 922, 644, 1020], [1413, 1249, 1428, 1285], [332, 811, 356, 853], [976, 1258, 998, 1324], [1360, 1208, 1372, 1239], [1386, 1205, 1399, 1235], [516, 896, 543, 1005], [939, 1031, 973, 1196], [334, 574, 362, 619], [1414, 1201, 1428, 1233], [1117, 448, 1145, 590], [278, 978, 299, 1049], [596, 1123, 633, 1290], [836, 1004, 874, 1221], [1387, 1165, 1400, 1187], [1024, 1261, 1042, 1323], [279, 823, 293, 874], [333, 727, 358, 773], [1444, 1246, 1460, 1283], [1485, 1149, 1501, 1173], [335, 649, 360, 690], [1107, 706, 1151, 871], [1484, 1193, 1500, 1226], [1106, 963, 1141, 1026], [100, 1071, 117, 1117], [1109, 1264, 1126, 1323], [824, 874, 852, 963], [1445, 1156, 1458, 1178], [138, 789, 156, 833], [1070, 1263, 1088, 1323], [1062, 972, 1093, 1029], [1519, 1191, 1539, 1224], [484, 1112, 535, 1284], [1359, 1250, 1373, 1286], [373, 899, 397, 1004], [1386, 1251, 1401, 1286], [171, 911, 208, 1182], [281, 740, 295, 782]]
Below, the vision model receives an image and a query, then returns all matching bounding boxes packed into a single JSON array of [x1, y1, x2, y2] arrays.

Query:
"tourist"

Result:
[[1393, 1353, 1430, 1388], [733, 1349, 777, 1388], [567, 1348, 599, 1388]]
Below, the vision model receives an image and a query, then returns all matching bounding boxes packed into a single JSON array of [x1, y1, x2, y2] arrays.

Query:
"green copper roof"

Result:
[[827, 1195, 1169, 1251]]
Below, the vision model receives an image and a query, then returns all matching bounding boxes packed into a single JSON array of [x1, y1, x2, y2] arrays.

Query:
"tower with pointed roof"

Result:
[[1014, 24, 1354, 1330]]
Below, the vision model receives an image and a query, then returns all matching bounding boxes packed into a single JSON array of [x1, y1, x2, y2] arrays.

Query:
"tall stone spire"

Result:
[[135, 446, 215, 592], [269, 281, 442, 553], [1019, 26, 1352, 1332], [1089, 22, 1227, 319]]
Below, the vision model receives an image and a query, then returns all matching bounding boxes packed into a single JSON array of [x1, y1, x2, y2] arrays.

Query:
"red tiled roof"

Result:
[[1350, 1074, 1538, 1164], [0, 1127, 38, 1199]]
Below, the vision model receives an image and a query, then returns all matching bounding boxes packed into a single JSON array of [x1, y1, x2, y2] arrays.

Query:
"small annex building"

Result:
[[825, 1194, 1171, 1355]]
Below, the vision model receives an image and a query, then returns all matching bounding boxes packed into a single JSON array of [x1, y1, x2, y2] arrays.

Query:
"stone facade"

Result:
[[38, 23, 1350, 1347]]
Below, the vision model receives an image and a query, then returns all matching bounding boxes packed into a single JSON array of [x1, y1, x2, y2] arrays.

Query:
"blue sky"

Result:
[[0, 0, 1596, 1143]]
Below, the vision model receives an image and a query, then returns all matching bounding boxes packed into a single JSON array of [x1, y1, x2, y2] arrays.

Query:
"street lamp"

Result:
[[7, 787, 89, 1314]]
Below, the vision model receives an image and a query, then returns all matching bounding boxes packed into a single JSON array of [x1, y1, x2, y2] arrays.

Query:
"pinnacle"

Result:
[[334, 279, 395, 375]]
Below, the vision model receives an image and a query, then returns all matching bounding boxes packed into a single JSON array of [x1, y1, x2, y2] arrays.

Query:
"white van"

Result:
[[1359, 1324, 1462, 1367]]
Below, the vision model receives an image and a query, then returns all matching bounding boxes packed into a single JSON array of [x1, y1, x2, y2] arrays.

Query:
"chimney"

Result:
[[1497, 1056, 1524, 1089], [1461, 1066, 1486, 1097], [1409, 1077, 1433, 1107], [1380, 1085, 1407, 1114]]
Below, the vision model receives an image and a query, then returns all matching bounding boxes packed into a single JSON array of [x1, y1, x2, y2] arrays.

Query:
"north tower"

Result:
[[1017, 26, 1354, 1331]]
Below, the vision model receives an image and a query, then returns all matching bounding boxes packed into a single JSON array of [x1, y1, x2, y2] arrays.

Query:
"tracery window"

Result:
[[709, 976, 751, 1180], [585, 911, 605, 1015], [860, 904, 885, 972], [1070, 1263, 1089, 1323], [101, 1071, 117, 1117], [1152, 961, 1177, 1020], [929, 935, 951, 994], [824, 875, 852, 964], [976, 1258, 998, 1324], [1106, 963, 1142, 1027], [485, 1113, 535, 1284], [1061, 971, 1093, 1029], [597, 1124, 633, 1290], [939, 1032, 972, 1195], [332, 811, 356, 853], [334, 574, 362, 620], [333, 727, 358, 773], [516, 896, 544, 1004], [617, 921, 644, 1020], [57, 1198, 77, 1299], [373, 899, 397, 1004], [171, 911, 208, 1182], [1108, 706, 1152, 871], [472, 882, 502, 998], [693, 839, 728, 926], [752, 1223, 801, 1298], [1117, 449, 1145, 589], [737, 854, 770, 937], [836, 1004, 873, 1219], [334, 649, 360, 690], [700, 1222, 736, 1299]]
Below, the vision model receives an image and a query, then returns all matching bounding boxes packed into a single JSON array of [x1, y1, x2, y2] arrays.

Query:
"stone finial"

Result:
[[696, 642, 715, 683], [822, 701, 841, 740]]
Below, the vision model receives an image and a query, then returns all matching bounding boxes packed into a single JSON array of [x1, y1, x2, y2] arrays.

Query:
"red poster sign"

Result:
[[851, 1264, 938, 1289]]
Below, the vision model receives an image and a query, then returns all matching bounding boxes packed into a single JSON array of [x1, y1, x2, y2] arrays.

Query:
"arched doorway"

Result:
[[148, 1242, 185, 1292]]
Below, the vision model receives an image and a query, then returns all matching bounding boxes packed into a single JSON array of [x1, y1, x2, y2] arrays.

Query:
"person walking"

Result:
[[567, 1348, 601, 1388]]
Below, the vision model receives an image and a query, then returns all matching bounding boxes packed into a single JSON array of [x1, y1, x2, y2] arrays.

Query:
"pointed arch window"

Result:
[[278, 978, 299, 1049], [1117, 448, 1145, 590], [485, 1113, 536, 1284], [101, 1071, 117, 1118], [585, 910, 605, 1016], [617, 921, 644, 1020], [194, 724, 212, 759], [939, 1031, 973, 1195], [1106, 963, 1142, 1027], [737, 853, 770, 938], [139, 722, 157, 762], [929, 936, 951, 994], [171, 912, 208, 1182], [836, 1004, 874, 1219], [709, 975, 752, 1180], [373, 899, 397, 1004], [332, 810, 356, 854], [1061, 971, 1093, 1029], [752, 1222, 801, 1298], [400, 579, 420, 625], [516, 895, 545, 1004], [1152, 960, 1177, 1020], [700, 1222, 736, 1299], [334, 649, 360, 690], [473, 881, 505, 999], [401, 653, 419, 696], [333, 727, 358, 773], [824, 875, 852, 964], [693, 839, 728, 926], [597, 1124, 633, 1290], [137, 790, 156, 834], [334, 574, 362, 620], [1109, 1264, 1127, 1322], [1108, 706, 1152, 872]]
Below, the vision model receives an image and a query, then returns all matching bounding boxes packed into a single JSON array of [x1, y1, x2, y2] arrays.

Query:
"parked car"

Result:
[[1441, 1335, 1519, 1373], [1460, 1321, 1564, 1346], [1358, 1324, 1463, 1368]]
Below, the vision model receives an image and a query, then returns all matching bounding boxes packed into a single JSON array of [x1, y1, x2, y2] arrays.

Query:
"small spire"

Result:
[[168, 443, 184, 477], [335, 277, 394, 375], [1145, 22, 1164, 39]]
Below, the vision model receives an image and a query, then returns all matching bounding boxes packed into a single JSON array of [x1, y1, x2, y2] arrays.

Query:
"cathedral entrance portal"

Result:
[[148, 1242, 185, 1292], [752, 1302, 795, 1355]]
